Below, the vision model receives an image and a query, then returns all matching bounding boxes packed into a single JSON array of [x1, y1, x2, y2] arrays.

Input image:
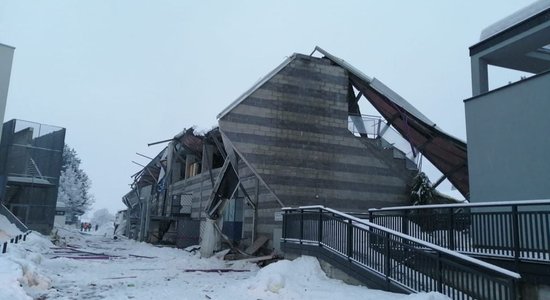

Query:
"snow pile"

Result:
[[4, 233, 53, 291], [0, 214, 22, 240], [95, 222, 115, 237], [0, 218, 54, 300], [0, 258, 32, 300], [243, 256, 450, 300], [247, 256, 326, 294]]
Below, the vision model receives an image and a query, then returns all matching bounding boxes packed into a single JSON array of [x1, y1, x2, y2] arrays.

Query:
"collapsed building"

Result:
[[121, 47, 467, 255]]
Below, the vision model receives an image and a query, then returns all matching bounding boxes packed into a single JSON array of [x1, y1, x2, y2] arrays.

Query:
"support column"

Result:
[[471, 56, 489, 96]]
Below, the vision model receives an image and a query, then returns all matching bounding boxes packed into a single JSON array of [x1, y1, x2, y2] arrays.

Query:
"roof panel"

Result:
[[314, 46, 469, 198]]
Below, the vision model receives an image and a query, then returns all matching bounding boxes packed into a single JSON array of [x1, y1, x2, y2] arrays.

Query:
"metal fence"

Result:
[[348, 114, 419, 165], [282, 206, 520, 300], [368, 199, 550, 263]]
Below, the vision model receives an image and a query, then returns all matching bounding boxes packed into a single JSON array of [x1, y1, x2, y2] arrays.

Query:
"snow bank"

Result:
[[0, 258, 32, 300], [4, 233, 53, 292], [243, 256, 450, 300], [0, 228, 54, 299], [0, 214, 22, 241]]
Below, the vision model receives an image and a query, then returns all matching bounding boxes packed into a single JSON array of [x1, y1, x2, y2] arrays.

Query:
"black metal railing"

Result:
[[368, 199, 550, 263], [1, 231, 32, 254], [282, 206, 520, 300]]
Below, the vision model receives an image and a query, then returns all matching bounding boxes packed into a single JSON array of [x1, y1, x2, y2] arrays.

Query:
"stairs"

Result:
[[0, 203, 28, 232], [282, 206, 521, 300], [356, 136, 418, 183]]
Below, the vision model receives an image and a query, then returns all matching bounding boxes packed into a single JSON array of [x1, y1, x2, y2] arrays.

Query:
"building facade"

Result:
[[122, 51, 462, 254], [0, 43, 14, 138], [466, 3, 550, 202], [0, 119, 65, 234]]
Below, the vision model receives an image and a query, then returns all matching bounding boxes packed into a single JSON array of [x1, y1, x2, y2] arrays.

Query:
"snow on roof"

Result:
[[480, 0, 550, 41]]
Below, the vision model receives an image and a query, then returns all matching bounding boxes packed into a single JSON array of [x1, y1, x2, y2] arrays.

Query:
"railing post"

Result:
[[300, 209, 304, 244], [402, 210, 409, 236], [384, 231, 391, 289], [318, 208, 323, 246], [448, 208, 455, 251], [437, 252, 443, 293], [347, 219, 353, 260], [511, 278, 518, 300], [282, 210, 287, 243], [512, 205, 520, 265]]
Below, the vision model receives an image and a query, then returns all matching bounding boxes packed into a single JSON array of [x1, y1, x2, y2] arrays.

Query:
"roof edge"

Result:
[[469, 7, 550, 56], [217, 54, 297, 120], [464, 68, 550, 103], [315, 46, 466, 144], [313, 46, 373, 83], [0, 43, 15, 49]]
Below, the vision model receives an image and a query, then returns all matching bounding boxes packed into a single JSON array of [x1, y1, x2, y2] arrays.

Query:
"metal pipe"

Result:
[[147, 138, 173, 147], [136, 152, 153, 160]]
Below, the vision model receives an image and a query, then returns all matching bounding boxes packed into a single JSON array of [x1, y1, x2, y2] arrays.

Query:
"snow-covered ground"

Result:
[[0, 216, 449, 300]]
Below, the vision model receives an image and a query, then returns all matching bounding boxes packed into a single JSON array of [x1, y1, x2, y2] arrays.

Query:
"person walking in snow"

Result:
[[95, 224, 98, 231]]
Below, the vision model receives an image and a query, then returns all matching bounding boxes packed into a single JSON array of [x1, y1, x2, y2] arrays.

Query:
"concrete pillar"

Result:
[[0, 44, 14, 142], [201, 144, 214, 172], [185, 154, 197, 179], [471, 56, 489, 96]]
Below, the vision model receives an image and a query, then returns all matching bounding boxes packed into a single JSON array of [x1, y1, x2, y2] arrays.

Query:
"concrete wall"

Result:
[[217, 55, 414, 251], [171, 168, 221, 220], [236, 160, 282, 250], [0, 44, 14, 140], [465, 71, 550, 202], [170, 158, 282, 250], [219, 55, 411, 211]]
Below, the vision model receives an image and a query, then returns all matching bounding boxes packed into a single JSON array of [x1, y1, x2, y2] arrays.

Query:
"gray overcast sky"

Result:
[[0, 1, 534, 214]]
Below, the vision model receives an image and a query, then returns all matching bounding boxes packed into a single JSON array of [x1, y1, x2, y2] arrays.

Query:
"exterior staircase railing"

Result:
[[348, 114, 419, 168], [368, 199, 550, 264], [0, 203, 28, 232], [282, 205, 520, 300]]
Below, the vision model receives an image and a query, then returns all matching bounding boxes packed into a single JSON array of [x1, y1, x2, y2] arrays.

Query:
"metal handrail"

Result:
[[347, 114, 419, 164], [368, 200, 550, 264], [368, 199, 550, 211], [282, 205, 520, 300]]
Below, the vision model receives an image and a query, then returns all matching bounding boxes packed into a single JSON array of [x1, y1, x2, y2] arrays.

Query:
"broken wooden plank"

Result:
[[183, 269, 250, 273], [103, 276, 138, 280], [51, 255, 115, 260], [245, 235, 268, 255], [128, 254, 156, 259], [225, 254, 275, 265]]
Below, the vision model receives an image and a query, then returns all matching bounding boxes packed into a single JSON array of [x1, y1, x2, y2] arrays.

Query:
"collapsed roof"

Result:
[[312, 47, 469, 198]]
